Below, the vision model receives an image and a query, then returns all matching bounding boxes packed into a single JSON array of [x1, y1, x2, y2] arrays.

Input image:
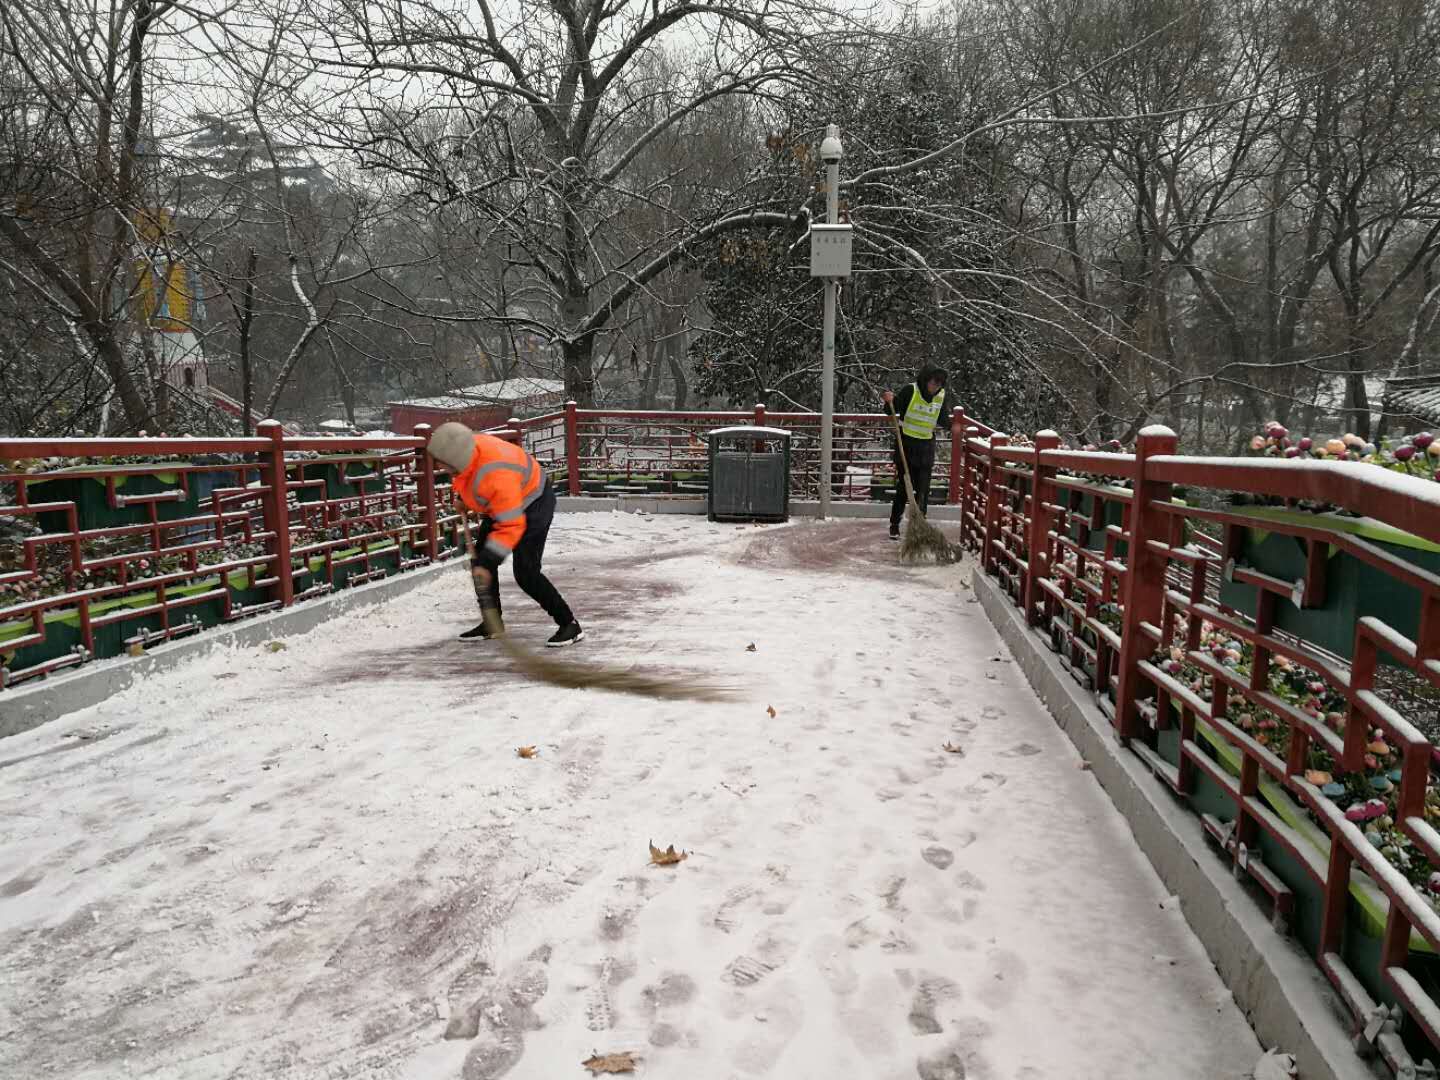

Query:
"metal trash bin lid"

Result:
[[706, 425, 793, 441]]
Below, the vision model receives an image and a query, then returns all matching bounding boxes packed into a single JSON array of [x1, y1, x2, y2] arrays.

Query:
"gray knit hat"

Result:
[[427, 421, 476, 471]]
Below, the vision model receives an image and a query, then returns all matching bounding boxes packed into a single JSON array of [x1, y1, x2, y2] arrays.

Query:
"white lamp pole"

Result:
[[817, 124, 843, 519]]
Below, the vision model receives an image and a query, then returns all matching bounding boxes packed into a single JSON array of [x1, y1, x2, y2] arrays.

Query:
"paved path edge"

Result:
[[973, 568, 1382, 1080]]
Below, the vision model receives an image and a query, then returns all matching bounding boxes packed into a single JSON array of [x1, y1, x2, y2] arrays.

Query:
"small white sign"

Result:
[[809, 224, 853, 278]]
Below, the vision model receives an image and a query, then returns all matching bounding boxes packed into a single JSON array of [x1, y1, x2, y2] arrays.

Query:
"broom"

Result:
[[886, 401, 960, 565], [458, 511, 734, 702]]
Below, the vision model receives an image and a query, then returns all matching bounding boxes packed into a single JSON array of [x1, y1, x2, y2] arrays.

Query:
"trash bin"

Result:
[[706, 426, 791, 523]]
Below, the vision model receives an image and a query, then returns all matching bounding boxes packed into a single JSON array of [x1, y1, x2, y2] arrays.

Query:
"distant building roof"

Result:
[[387, 377, 565, 412], [1384, 376, 1440, 426], [386, 394, 498, 410], [454, 377, 565, 403]]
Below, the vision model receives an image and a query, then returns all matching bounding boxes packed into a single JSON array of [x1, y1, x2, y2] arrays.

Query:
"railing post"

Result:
[[1114, 426, 1178, 742], [981, 433, 1008, 575], [564, 400, 581, 495], [414, 422, 440, 562], [949, 409, 965, 505], [257, 419, 294, 608], [1025, 430, 1062, 625]]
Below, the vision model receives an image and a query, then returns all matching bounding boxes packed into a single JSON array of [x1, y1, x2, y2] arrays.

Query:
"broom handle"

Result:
[[885, 400, 924, 515]]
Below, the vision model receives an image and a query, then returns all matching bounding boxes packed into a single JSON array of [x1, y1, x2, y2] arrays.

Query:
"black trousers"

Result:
[[474, 482, 575, 626], [890, 435, 936, 526]]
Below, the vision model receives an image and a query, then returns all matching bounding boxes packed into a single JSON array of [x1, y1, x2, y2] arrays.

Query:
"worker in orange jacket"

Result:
[[427, 422, 584, 646]]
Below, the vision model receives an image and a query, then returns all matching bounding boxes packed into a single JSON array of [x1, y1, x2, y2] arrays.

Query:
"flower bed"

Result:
[[1218, 504, 1440, 662], [1151, 619, 1440, 947], [1241, 423, 1440, 513]]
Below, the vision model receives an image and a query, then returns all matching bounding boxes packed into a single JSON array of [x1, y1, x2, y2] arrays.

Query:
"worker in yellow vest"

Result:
[[881, 367, 952, 540]]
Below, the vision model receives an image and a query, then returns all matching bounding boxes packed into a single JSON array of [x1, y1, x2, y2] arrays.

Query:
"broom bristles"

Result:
[[899, 511, 959, 564]]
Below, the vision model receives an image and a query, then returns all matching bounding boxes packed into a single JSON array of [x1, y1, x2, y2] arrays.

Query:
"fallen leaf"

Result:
[[941, 742, 965, 755], [266, 641, 287, 653], [127, 643, 145, 657], [649, 840, 688, 867], [582, 1051, 639, 1074], [516, 745, 538, 759], [766, 705, 777, 718], [746, 643, 757, 652]]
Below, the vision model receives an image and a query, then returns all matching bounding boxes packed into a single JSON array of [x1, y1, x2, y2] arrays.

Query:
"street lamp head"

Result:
[[818, 124, 843, 164]]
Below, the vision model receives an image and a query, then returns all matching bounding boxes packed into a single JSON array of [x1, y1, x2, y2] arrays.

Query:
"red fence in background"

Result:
[[961, 425, 1440, 1075], [504, 402, 993, 503]]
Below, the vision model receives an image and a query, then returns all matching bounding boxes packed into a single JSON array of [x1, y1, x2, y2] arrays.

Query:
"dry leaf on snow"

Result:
[[266, 640, 287, 652], [649, 841, 688, 866], [941, 742, 965, 755], [516, 745, 538, 759], [746, 643, 757, 652], [582, 1050, 639, 1074], [766, 705, 777, 718]]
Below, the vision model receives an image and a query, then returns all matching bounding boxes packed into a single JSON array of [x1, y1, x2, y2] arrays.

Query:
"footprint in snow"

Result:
[[583, 954, 637, 1032], [711, 884, 756, 934], [998, 743, 1042, 758], [922, 846, 955, 870], [451, 950, 553, 1079], [907, 972, 963, 1035], [640, 971, 699, 1048], [721, 931, 796, 987], [961, 772, 1008, 800], [811, 932, 860, 995], [729, 982, 805, 1075]]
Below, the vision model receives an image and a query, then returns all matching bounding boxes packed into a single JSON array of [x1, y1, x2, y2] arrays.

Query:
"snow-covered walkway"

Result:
[[0, 514, 1261, 1080]]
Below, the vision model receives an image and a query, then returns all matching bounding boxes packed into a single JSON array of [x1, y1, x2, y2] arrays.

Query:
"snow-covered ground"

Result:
[[0, 514, 1262, 1080]]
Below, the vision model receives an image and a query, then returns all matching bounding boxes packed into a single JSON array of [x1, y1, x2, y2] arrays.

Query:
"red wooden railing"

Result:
[[960, 423, 1440, 1075], [0, 421, 493, 689]]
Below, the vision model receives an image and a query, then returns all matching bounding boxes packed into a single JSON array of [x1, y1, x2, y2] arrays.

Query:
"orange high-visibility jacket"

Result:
[[452, 434, 546, 565]]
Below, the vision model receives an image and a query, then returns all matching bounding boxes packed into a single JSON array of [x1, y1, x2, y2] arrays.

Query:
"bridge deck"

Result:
[[0, 515, 1260, 1079]]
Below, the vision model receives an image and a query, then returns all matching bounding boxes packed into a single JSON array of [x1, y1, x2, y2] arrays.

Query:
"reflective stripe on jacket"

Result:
[[452, 434, 545, 563], [900, 383, 945, 439]]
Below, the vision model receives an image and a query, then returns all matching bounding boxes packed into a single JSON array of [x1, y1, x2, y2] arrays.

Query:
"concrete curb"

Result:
[[0, 556, 461, 740], [556, 495, 961, 521], [972, 569, 1378, 1080]]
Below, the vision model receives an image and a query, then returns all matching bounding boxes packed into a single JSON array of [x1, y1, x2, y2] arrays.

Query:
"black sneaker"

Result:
[[459, 621, 497, 642], [888, 522, 900, 540], [547, 621, 584, 648]]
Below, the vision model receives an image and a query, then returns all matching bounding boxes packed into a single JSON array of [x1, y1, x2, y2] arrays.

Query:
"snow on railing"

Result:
[[960, 428, 1440, 1075]]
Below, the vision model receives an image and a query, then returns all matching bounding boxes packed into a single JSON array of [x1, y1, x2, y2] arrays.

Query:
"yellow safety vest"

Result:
[[900, 384, 944, 439]]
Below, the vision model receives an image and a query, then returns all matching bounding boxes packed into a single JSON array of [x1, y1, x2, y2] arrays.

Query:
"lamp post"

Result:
[[817, 124, 844, 519]]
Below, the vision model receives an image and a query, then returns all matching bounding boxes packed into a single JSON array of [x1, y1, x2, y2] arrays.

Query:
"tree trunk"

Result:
[[666, 335, 689, 409], [1345, 338, 1371, 440], [563, 335, 597, 406], [239, 250, 258, 436]]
